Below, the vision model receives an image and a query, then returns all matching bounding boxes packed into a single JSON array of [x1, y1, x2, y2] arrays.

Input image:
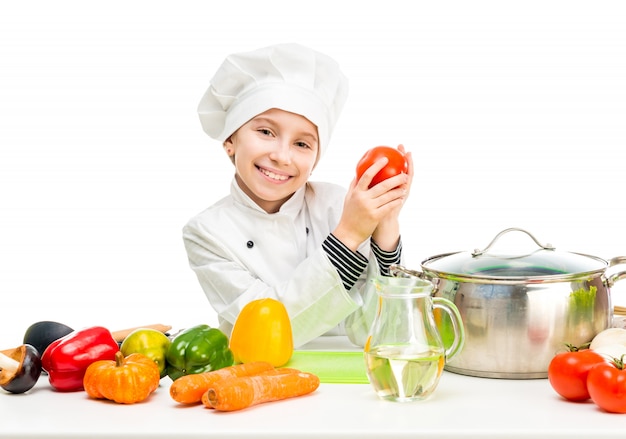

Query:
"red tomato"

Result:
[[587, 359, 626, 413], [356, 146, 408, 188], [547, 348, 606, 401]]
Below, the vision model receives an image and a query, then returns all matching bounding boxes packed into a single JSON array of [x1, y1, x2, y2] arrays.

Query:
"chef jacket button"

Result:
[[306, 227, 309, 235], [246, 240, 254, 248]]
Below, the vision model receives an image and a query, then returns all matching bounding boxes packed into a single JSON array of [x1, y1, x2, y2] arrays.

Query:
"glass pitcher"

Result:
[[364, 275, 465, 402]]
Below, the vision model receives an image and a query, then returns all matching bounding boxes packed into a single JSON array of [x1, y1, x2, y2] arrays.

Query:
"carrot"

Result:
[[204, 371, 320, 411], [169, 361, 274, 404], [274, 367, 300, 374], [200, 367, 301, 408]]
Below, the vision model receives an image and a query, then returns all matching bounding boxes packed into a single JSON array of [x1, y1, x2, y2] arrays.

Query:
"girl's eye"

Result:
[[295, 141, 310, 149], [258, 128, 273, 136]]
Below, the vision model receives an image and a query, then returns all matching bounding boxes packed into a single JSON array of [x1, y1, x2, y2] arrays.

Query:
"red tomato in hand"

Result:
[[547, 348, 606, 401], [356, 146, 408, 188], [587, 358, 626, 413]]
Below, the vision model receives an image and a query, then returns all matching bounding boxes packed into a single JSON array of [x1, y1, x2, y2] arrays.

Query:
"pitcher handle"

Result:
[[433, 297, 465, 361]]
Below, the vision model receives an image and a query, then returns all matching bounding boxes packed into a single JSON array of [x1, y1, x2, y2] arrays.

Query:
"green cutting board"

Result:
[[283, 351, 369, 384]]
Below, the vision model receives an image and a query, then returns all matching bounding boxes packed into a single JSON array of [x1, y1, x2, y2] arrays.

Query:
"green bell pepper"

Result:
[[166, 324, 234, 381]]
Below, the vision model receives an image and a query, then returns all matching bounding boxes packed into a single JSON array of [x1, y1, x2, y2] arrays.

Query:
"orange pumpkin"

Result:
[[83, 351, 160, 404], [229, 298, 294, 367]]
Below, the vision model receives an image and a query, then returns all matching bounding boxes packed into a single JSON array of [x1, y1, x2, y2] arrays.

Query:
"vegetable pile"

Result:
[[0, 320, 235, 404], [1, 302, 318, 411]]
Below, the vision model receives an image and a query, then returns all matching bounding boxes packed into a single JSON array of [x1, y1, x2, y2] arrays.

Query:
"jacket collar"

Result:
[[230, 177, 306, 219]]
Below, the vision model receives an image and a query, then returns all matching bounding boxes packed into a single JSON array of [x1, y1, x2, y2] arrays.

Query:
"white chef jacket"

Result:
[[182, 178, 383, 348]]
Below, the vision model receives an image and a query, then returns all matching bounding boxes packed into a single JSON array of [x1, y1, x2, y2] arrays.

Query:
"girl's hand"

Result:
[[333, 145, 412, 252], [372, 145, 413, 250]]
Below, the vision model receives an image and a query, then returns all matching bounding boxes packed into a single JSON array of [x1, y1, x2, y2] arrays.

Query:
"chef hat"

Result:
[[197, 43, 349, 157]]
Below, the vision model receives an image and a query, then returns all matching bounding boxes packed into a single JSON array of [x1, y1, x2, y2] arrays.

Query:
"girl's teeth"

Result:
[[261, 168, 288, 181]]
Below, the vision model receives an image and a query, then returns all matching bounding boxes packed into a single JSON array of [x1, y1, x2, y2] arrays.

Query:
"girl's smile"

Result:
[[257, 165, 291, 182]]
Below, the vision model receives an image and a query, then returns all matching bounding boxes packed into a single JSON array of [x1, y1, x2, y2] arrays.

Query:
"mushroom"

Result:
[[0, 344, 42, 394]]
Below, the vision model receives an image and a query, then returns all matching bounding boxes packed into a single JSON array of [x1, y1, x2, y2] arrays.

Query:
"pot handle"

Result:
[[390, 264, 424, 279], [605, 256, 626, 288], [472, 227, 555, 256]]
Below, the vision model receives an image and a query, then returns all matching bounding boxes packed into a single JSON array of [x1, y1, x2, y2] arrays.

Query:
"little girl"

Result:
[[183, 43, 413, 347]]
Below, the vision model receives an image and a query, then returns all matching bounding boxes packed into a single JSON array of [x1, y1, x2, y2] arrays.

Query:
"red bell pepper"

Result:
[[41, 326, 119, 392]]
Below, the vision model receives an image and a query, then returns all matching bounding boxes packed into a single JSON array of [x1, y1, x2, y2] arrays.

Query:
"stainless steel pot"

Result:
[[392, 228, 626, 379]]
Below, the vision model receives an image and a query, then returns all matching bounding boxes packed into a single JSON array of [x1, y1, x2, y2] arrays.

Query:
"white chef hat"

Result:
[[197, 43, 349, 157]]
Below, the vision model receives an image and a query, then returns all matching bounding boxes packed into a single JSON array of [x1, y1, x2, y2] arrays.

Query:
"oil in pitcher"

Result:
[[364, 274, 465, 402]]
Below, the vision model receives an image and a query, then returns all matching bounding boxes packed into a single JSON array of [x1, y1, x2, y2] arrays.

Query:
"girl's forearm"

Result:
[[371, 218, 400, 252]]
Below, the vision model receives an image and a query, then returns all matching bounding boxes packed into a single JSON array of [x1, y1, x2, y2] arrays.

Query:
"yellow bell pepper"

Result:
[[229, 298, 293, 367]]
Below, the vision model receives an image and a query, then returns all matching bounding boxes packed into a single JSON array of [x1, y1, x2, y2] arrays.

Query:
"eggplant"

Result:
[[0, 344, 42, 394], [23, 321, 74, 356]]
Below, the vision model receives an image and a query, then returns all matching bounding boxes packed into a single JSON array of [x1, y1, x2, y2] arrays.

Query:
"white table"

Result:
[[1, 337, 625, 439]]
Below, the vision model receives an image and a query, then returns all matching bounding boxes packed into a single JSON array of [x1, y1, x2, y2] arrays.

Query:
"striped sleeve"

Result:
[[371, 238, 402, 276], [322, 233, 368, 291]]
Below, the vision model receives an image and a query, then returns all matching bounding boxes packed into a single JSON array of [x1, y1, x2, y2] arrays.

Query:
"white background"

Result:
[[2, 0, 625, 348]]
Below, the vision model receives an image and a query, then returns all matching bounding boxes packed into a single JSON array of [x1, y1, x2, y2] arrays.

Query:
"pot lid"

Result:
[[422, 228, 607, 279]]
